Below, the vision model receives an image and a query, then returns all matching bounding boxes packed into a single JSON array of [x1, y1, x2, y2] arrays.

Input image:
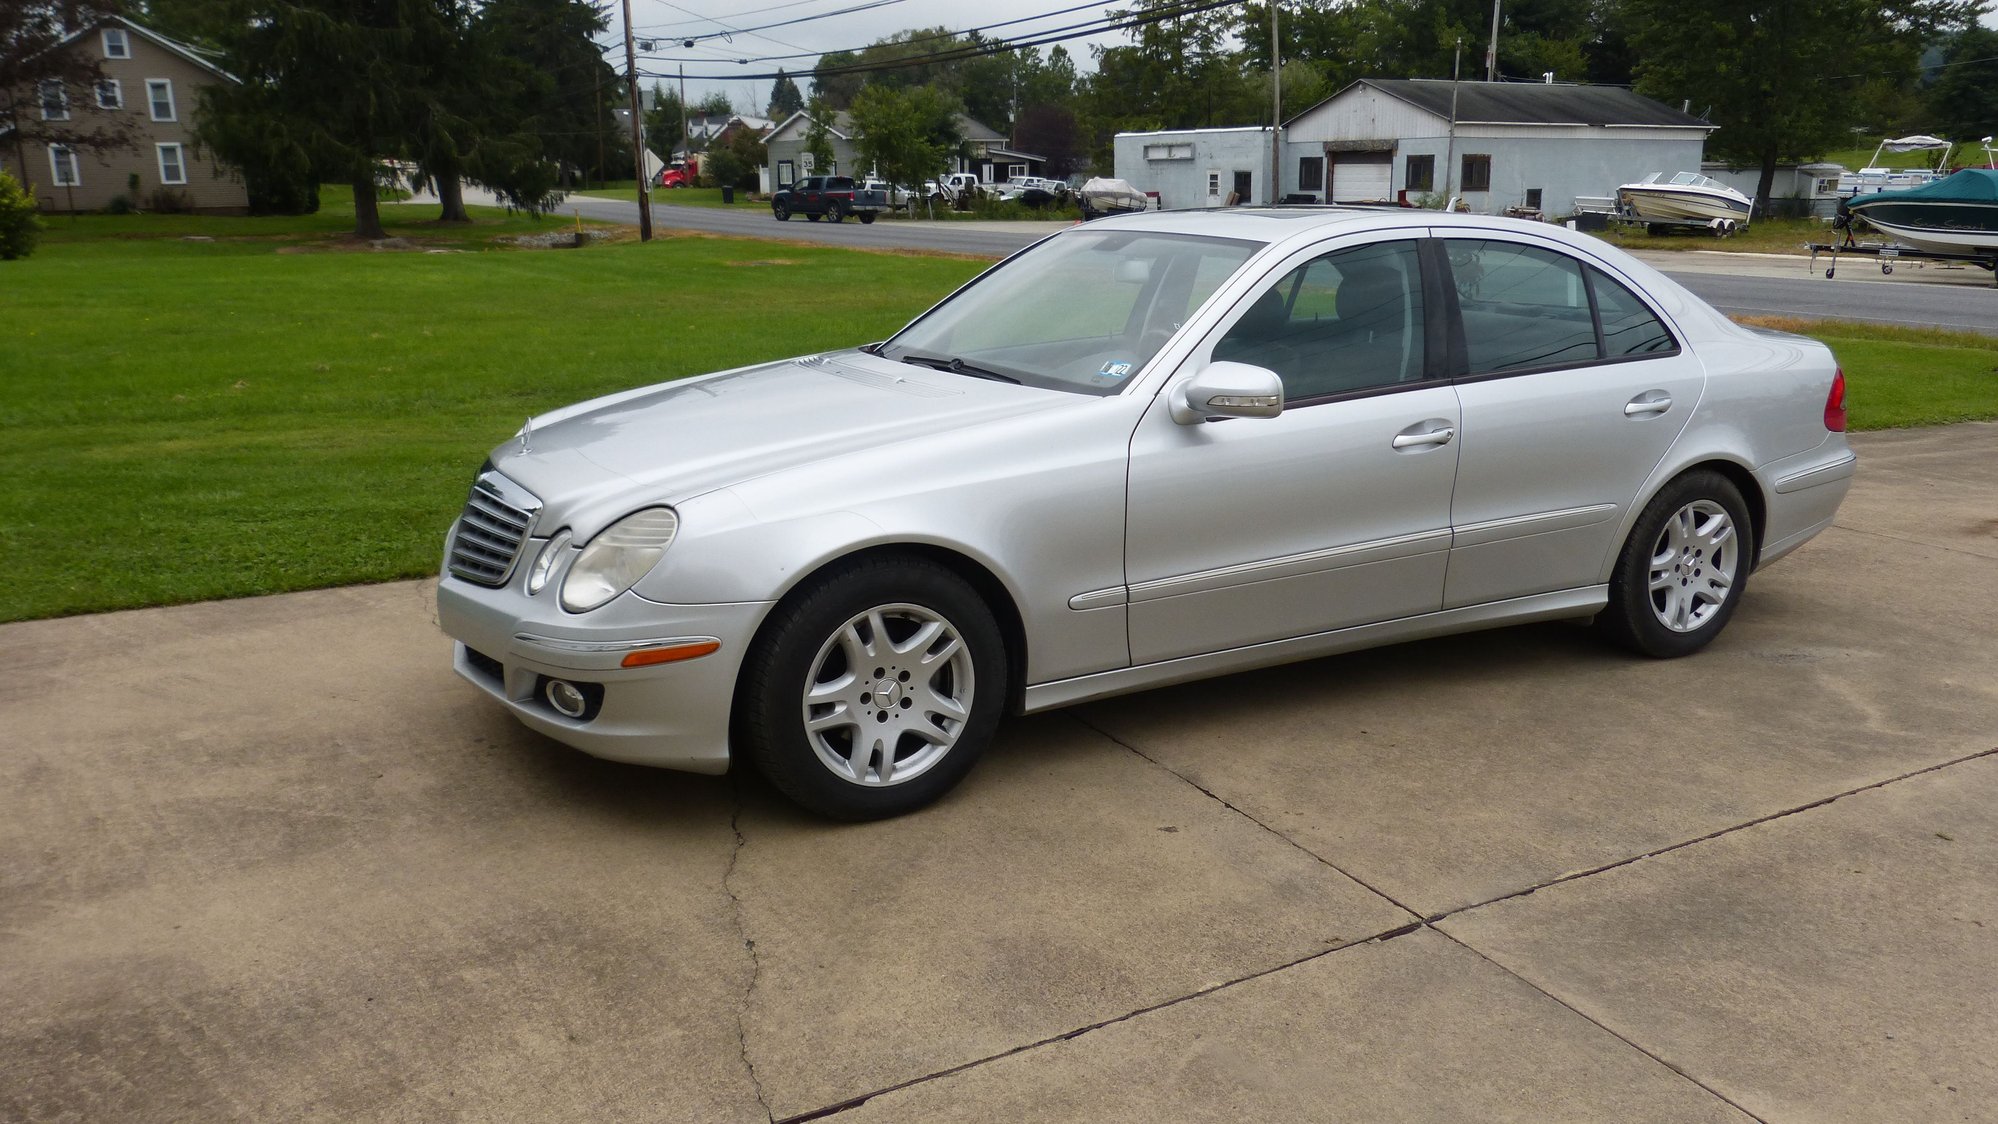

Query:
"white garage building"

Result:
[[1115, 79, 1714, 218]]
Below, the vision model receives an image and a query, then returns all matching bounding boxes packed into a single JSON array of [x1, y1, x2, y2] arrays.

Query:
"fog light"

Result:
[[545, 679, 588, 718]]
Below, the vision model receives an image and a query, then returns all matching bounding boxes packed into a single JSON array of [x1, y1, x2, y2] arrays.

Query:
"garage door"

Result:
[[1329, 155, 1393, 203]]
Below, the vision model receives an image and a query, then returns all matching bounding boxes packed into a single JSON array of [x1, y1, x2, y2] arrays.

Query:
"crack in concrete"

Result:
[[1070, 713, 1428, 922], [1826, 522, 1998, 562], [723, 790, 774, 1124]]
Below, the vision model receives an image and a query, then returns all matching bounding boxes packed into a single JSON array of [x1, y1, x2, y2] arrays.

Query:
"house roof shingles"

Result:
[[1297, 79, 1711, 129]]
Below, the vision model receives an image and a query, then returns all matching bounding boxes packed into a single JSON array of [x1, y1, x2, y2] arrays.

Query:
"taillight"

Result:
[[1824, 368, 1847, 432]]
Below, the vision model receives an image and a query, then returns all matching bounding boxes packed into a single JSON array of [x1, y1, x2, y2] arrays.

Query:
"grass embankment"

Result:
[[577, 181, 1079, 222], [0, 200, 984, 621], [1596, 216, 1833, 255], [1733, 317, 1998, 430]]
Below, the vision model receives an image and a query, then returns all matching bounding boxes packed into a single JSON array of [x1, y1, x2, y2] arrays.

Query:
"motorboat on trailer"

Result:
[[1616, 172, 1752, 229], [1836, 135, 1953, 199], [1843, 168, 1998, 254]]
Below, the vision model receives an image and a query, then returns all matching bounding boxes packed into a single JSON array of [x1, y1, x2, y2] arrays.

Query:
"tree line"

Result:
[[807, 0, 1991, 211]]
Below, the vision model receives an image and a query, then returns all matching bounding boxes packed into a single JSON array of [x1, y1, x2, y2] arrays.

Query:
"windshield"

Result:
[[881, 229, 1263, 396]]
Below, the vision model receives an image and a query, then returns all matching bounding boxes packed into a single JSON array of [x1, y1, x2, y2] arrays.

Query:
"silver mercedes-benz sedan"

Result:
[[437, 207, 1855, 819]]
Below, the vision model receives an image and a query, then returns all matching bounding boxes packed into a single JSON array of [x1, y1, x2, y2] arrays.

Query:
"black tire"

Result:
[[826, 202, 846, 224], [772, 203, 790, 221], [1598, 469, 1754, 658], [805, 212, 821, 222], [737, 557, 1008, 820], [857, 212, 876, 224]]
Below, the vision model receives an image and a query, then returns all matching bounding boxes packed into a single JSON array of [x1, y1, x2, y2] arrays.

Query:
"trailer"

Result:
[[1805, 240, 1998, 286], [1609, 210, 1743, 237]]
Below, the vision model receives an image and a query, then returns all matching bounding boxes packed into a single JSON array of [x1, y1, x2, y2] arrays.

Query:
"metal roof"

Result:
[[1290, 79, 1711, 130]]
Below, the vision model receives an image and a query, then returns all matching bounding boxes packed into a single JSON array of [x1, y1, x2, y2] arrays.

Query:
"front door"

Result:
[[1125, 238, 1461, 664], [1437, 234, 1707, 606]]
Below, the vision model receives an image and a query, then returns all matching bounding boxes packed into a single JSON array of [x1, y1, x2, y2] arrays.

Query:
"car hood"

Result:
[[488, 351, 1074, 518]]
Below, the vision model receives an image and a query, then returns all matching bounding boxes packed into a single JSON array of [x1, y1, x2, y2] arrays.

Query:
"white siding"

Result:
[[1112, 128, 1275, 209]]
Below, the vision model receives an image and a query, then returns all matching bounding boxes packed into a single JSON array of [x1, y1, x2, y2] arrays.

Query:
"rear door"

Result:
[[1437, 233, 1705, 607]]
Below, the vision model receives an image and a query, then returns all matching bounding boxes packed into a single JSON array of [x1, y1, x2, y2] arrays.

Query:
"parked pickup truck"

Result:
[[770, 176, 886, 224]]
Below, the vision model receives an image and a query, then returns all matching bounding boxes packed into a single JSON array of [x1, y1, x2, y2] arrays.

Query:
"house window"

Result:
[[1405, 154, 1434, 192], [157, 142, 187, 185], [147, 79, 176, 121], [96, 79, 122, 109], [1525, 188, 1543, 210], [1297, 156, 1323, 192], [102, 28, 130, 58], [1143, 142, 1193, 161], [39, 81, 70, 121], [1461, 153, 1491, 192], [49, 145, 81, 187], [1206, 170, 1221, 197], [776, 159, 794, 188], [1008, 163, 1026, 179]]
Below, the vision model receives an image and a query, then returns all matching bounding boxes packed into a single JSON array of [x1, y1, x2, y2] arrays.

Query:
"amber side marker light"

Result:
[[622, 640, 722, 668]]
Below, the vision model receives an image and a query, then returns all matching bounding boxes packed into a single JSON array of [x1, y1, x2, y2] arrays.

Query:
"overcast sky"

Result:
[[613, 0, 1135, 115]]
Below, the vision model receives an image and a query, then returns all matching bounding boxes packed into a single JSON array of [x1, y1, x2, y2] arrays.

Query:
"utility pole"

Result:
[[1446, 39, 1461, 204], [679, 64, 689, 181], [1485, 0, 1501, 82], [1268, 0, 1281, 204], [620, 0, 652, 241]]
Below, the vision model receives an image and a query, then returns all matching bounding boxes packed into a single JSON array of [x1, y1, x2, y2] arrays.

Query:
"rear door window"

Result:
[[1588, 267, 1678, 357], [1446, 240, 1600, 375]]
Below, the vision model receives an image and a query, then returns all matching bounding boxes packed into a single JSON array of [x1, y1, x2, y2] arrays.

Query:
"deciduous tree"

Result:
[[850, 84, 959, 209]]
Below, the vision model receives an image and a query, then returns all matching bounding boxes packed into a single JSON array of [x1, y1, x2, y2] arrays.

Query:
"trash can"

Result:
[[721, 186, 735, 204]]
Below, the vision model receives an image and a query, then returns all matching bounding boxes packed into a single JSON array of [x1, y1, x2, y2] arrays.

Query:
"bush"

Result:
[[0, 171, 42, 261], [105, 195, 135, 215], [147, 188, 194, 214]]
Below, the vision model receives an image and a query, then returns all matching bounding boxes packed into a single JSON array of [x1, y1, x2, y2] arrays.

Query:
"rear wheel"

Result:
[[738, 557, 1007, 819], [1598, 470, 1753, 658]]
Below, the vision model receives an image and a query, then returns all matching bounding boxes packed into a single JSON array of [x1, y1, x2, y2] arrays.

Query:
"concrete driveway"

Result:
[[5, 424, 1994, 1123]]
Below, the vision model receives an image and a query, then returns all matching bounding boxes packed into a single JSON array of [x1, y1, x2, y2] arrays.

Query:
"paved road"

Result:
[[576, 197, 1998, 334], [7, 424, 1997, 1121]]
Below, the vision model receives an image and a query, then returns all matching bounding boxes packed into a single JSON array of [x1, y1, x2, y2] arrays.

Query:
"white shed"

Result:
[[1112, 127, 1277, 210], [1281, 79, 1714, 217]]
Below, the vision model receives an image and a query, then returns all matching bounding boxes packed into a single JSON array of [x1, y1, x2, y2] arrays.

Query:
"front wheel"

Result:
[[772, 202, 790, 221], [1598, 470, 1753, 658], [737, 558, 1007, 819]]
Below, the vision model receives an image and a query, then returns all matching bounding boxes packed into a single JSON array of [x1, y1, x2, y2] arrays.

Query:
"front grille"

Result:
[[448, 471, 541, 586]]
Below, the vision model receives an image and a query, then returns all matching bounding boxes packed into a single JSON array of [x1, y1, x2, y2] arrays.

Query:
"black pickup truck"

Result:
[[771, 176, 888, 224]]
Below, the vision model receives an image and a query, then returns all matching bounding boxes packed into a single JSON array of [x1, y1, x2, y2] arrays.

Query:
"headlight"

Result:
[[560, 508, 678, 612]]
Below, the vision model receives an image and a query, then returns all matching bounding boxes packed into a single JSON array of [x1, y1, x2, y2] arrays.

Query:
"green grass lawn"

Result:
[[0, 201, 984, 621], [1594, 215, 1835, 255], [1735, 317, 1998, 430]]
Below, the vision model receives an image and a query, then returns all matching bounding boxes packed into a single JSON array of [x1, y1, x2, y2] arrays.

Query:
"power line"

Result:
[[635, 0, 1115, 64], [639, 0, 1232, 78], [638, 0, 914, 43], [634, 0, 893, 34]]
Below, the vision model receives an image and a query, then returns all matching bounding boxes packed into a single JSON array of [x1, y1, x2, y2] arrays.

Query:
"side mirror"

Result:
[[1170, 362, 1285, 425]]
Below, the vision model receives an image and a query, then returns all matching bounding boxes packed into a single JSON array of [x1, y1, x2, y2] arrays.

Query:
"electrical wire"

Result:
[[634, 0, 1118, 64], [637, 0, 1235, 78]]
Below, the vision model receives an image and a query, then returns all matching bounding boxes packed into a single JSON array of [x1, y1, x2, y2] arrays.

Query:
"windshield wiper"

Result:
[[897, 352, 1022, 384]]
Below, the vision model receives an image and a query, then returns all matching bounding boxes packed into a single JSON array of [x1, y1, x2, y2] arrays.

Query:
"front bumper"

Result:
[[437, 572, 771, 774]]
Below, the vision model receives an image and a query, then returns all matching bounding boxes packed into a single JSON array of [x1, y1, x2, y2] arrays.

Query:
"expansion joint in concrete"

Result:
[[1070, 713, 1426, 921], [724, 793, 773, 1124], [1428, 926, 1769, 1123], [1426, 743, 1998, 926]]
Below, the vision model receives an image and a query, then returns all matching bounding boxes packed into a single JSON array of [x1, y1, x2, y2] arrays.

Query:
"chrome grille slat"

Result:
[[448, 471, 541, 586]]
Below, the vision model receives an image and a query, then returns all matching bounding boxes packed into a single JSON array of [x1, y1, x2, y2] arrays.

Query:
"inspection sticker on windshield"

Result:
[[1092, 360, 1134, 385]]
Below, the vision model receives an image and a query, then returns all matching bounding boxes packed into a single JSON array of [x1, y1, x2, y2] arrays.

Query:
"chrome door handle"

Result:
[[1625, 393, 1673, 417], [1392, 425, 1456, 449]]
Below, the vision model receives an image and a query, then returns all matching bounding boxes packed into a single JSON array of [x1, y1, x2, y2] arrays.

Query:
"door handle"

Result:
[[1392, 425, 1456, 449], [1624, 392, 1673, 417]]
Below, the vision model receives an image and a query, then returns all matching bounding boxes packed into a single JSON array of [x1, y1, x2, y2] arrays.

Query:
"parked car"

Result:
[[770, 175, 887, 223], [934, 172, 986, 206], [861, 179, 915, 208], [438, 208, 1855, 820]]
